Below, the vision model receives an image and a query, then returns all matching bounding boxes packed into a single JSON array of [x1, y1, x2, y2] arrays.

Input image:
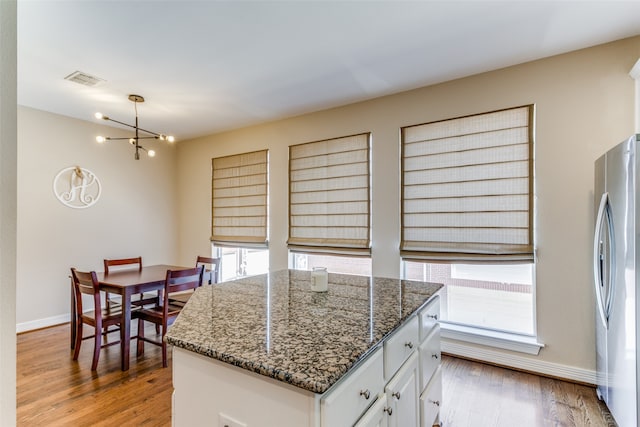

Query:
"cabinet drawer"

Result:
[[419, 367, 442, 427], [384, 316, 419, 380], [418, 296, 440, 342], [321, 347, 384, 427], [353, 393, 389, 427], [419, 324, 441, 392]]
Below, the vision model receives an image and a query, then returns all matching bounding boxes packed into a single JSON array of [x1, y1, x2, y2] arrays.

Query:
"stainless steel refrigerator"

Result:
[[593, 134, 640, 427]]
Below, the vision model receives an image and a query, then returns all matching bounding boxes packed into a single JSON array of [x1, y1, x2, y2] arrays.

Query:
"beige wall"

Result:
[[176, 36, 640, 372], [16, 107, 179, 329]]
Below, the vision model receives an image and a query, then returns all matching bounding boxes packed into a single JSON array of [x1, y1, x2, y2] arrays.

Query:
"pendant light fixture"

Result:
[[95, 94, 175, 160]]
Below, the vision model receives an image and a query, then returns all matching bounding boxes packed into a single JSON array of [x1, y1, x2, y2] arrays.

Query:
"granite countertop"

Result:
[[166, 269, 442, 394]]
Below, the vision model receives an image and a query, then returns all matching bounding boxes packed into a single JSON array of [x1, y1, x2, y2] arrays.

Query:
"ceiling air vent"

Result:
[[64, 71, 105, 87]]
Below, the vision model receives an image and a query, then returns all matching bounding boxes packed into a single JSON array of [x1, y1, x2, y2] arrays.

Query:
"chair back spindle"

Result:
[[196, 256, 221, 284]]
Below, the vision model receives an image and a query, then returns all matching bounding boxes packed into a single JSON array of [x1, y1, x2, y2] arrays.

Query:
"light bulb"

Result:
[[96, 136, 106, 143], [148, 150, 156, 157], [167, 135, 175, 143], [95, 112, 103, 120]]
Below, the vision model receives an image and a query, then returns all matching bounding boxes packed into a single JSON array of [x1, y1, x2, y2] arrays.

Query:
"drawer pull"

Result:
[[427, 314, 439, 320], [404, 341, 414, 349], [432, 353, 439, 360], [384, 407, 393, 416], [359, 389, 371, 400], [392, 391, 401, 400], [429, 399, 441, 407]]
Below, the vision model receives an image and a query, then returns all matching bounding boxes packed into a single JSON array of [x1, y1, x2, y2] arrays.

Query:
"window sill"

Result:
[[440, 322, 544, 355]]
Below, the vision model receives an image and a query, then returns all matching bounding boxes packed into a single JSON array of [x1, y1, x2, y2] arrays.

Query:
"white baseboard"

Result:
[[442, 338, 597, 385], [441, 323, 543, 355], [17, 313, 69, 334]]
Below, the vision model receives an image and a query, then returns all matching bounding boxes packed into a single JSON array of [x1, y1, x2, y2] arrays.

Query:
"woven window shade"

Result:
[[211, 150, 268, 248], [288, 133, 371, 255], [401, 106, 534, 262]]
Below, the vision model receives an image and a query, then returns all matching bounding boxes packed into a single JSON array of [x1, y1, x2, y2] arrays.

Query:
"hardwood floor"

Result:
[[17, 323, 615, 426], [441, 356, 615, 427], [17, 323, 172, 426]]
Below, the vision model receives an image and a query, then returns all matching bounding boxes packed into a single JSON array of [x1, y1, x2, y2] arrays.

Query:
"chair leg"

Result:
[[92, 324, 102, 371], [153, 292, 161, 334], [72, 321, 83, 361], [162, 342, 167, 368], [161, 327, 167, 368], [136, 318, 145, 356]]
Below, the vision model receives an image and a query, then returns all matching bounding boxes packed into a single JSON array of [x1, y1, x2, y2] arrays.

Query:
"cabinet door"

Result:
[[321, 347, 384, 427], [385, 353, 419, 427], [418, 324, 440, 392], [384, 316, 419, 380], [420, 367, 442, 427], [418, 296, 440, 342], [354, 393, 389, 427]]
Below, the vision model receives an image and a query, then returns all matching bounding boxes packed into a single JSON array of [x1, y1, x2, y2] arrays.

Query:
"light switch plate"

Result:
[[219, 413, 247, 427]]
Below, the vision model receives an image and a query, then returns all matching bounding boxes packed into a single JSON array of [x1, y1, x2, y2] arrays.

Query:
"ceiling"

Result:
[[17, 1, 640, 142]]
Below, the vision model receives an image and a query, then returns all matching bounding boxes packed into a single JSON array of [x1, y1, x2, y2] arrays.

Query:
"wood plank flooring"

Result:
[[441, 356, 615, 427], [17, 323, 615, 426], [17, 323, 172, 426]]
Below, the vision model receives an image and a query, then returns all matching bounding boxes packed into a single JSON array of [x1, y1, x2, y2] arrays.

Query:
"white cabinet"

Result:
[[172, 294, 441, 427], [418, 324, 440, 392], [321, 347, 384, 427], [325, 296, 441, 427], [354, 394, 389, 427], [417, 296, 441, 427], [384, 352, 419, 427], [420, 367, 442, 427], [172, 348, 318, 427], [418, 295, 439, 342], [384, 316, 419, 380]]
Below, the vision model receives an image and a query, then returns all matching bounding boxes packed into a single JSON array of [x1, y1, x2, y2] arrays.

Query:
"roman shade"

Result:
[[211, 149, 268, 248], [288, 133, 371, 256], [401, 105, 534, 262]]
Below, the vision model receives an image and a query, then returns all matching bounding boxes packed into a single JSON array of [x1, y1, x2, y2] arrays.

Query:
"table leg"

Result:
[[120, 290, 131, 371]]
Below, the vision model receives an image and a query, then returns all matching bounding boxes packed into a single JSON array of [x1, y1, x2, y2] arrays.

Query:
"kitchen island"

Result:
[[166, 269, 443, 427]]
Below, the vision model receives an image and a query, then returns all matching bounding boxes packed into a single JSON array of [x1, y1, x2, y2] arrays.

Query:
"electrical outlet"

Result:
[[219, 413, 247, 427]]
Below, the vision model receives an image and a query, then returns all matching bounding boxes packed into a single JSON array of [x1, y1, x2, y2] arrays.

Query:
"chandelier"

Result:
[[95, 94, 175, 160]]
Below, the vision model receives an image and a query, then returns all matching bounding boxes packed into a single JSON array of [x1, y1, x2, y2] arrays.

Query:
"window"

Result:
[[216, 246, 269, 281], [211, 150, 269, 279], [404, 261, 534, 335], [288, 133, 371, 257], [291, 253, 372, 276], [401, 106, 535, 334]]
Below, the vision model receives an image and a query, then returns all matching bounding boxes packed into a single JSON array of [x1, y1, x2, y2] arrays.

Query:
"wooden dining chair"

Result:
[[70, 268, 123, 370], [196, 255, 221, 284], [136, 266, 204, 367], [104, 257, 158, 308], [169, 256, 220, 306]]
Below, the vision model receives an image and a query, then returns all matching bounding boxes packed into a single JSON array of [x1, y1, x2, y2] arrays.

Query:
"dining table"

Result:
[[70, 264, 191, 371]]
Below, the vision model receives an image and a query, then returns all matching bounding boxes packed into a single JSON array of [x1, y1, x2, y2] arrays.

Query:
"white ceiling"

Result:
[[17, 1, 640, 141]]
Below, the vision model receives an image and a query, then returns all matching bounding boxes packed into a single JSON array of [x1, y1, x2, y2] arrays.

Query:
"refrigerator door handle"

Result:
[[593, 192, 614, 329]]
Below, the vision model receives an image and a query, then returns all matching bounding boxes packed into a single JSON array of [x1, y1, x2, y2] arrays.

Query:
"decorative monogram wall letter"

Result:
[[53, 166, 102, 209]]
